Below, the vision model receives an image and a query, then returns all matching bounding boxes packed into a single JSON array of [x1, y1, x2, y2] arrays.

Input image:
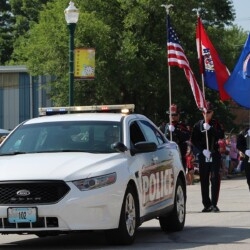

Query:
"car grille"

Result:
[[0, 217, 59, 229], [0, 181, 70, 205]]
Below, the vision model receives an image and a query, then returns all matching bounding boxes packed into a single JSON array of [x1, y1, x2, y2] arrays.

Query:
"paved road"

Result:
[[1, 175, 250, 249]]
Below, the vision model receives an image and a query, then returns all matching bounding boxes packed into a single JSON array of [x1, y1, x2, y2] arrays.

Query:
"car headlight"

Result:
[[73, 172, 117, 191]]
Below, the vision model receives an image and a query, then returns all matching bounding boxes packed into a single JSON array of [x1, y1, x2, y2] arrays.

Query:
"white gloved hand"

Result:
[[247, 129, 250, 136], [168, 125, 175, 132], [203, 123, 211, 130], [245, 149, 250, 157], [203, 149, 211, 159]]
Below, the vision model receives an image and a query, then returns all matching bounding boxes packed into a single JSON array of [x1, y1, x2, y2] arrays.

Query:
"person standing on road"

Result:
[[236, 126, 250, 190], [228, 134, 239, 174], [165, 104, 191, 172], [186, 144, 195, 185], [191, 101, 225, 212], [218, 137, 228, 178]]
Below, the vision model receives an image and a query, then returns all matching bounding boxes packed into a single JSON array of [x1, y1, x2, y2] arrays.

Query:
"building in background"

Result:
[[0, 66, 52, 130]]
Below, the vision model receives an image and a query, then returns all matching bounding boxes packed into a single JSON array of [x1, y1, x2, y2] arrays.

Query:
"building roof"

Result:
[[0, 65, 28, 73]]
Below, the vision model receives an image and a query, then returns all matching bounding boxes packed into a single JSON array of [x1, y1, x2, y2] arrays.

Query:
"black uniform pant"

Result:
[[198, 152, 221, 208], [243, 156, 250, 190]]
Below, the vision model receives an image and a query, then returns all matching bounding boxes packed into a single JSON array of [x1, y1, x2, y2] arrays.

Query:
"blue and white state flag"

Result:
[[224, 34, 250, 108]]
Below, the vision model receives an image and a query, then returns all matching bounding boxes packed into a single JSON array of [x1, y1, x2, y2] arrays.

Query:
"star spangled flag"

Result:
[[167, 15, 207, 111], [224, 34, 250, 109], [196, 16, 230, 101]]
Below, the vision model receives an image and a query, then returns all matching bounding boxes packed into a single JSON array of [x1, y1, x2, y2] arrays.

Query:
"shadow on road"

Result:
[[1, 225, 250, 249]]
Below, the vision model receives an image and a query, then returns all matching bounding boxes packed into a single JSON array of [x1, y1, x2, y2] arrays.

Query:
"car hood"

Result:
[[0, 152, 125, 181]]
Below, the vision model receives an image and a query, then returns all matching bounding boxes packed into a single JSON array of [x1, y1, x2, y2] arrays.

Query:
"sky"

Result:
[[232, 0, 250, 31]]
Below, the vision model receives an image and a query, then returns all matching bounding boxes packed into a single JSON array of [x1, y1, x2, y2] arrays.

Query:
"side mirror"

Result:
[[131, 141, 157, 155]]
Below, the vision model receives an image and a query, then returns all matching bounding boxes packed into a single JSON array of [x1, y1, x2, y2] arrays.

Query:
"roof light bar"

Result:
[[39, 104, 135, 116]]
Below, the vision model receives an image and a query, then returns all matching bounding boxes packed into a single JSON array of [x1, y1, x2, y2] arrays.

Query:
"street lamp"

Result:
[[64, 1, 79, 106]]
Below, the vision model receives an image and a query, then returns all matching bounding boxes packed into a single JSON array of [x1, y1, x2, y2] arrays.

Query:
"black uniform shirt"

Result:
[[191, 118, 224, 153], [165, 121, 190, 145], [166, 121, 190, 158], [237, 128, 249, 154]]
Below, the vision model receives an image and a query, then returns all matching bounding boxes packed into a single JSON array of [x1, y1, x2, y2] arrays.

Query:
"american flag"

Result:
[[167, 15, 207, 111]]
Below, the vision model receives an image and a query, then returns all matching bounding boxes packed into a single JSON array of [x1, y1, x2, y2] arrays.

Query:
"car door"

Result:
[[129, 119, 175, 215], [139, 120, 174, 212]]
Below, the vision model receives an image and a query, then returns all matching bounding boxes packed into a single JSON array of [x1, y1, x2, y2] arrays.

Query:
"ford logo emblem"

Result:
[[16, 190, 31, 196]]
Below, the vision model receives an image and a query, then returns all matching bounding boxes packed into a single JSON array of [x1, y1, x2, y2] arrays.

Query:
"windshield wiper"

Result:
[[0, 151, 27, 156], [34, 149, 88, 153]]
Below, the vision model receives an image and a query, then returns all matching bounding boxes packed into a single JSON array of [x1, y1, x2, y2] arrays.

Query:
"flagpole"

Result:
[[168, 67, 173, 141], [161, 3, 173, 141], [195, 10, 210, 155]]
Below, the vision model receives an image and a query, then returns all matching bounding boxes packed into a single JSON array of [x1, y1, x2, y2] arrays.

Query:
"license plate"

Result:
[[8, 207, 37, 223]]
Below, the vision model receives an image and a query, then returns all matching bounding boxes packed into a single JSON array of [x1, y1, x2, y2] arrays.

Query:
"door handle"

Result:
[[152, 156, 158, 163]]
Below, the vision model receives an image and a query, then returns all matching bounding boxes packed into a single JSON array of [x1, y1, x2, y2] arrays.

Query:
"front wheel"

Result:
[[159, 178, 186, 232], [105, 185, 138, 245]]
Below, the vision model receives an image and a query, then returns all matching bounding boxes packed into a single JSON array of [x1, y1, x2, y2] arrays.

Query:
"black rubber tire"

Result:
[[159, 178, 186, 232], [105, 185, 138, 245]]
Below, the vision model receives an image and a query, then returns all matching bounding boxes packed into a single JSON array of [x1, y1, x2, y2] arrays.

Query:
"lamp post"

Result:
[[64, 1, 79, 106]]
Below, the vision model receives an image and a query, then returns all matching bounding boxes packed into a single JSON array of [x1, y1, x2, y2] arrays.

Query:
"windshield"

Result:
[[0, 121, 122, 154]]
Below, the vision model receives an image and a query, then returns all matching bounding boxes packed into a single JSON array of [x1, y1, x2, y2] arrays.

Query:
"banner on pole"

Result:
[[74, 48, 95, 80]]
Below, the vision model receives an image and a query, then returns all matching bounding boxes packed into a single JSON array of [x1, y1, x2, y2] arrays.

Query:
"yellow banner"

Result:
[[74, 48, 95, 79]]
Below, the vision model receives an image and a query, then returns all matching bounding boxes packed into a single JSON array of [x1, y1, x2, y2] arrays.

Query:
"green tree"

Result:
[[0, 0, 15, 64], [10, 0, 243, 131], [0, 0, 52, 64], [9, 0, 51, 37]]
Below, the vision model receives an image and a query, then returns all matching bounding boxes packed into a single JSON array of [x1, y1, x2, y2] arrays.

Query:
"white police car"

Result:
[[0, 104, 186, 245]]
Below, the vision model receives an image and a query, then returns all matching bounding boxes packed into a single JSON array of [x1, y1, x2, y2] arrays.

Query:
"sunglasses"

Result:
[[171, 114, 178, 117]]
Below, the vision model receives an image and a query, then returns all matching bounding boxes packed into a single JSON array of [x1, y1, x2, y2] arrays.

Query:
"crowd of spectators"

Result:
[[211, 133, 244, 179]]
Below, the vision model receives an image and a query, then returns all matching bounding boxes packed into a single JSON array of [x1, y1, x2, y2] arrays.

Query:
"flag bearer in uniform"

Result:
[[191, 101, 224, 212], [236, 127, 250, 190], [165, 104, 191, 172]]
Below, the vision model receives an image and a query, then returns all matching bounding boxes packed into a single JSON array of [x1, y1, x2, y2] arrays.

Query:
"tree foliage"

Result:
[[10, 0, 51, 37], [8, 0, 247, 131], [0, 0, 15, 64]]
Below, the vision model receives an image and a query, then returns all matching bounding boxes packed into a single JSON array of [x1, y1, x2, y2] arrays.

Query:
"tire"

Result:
[[159, 178, 186, 232], [105, 185, 138, 245]]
